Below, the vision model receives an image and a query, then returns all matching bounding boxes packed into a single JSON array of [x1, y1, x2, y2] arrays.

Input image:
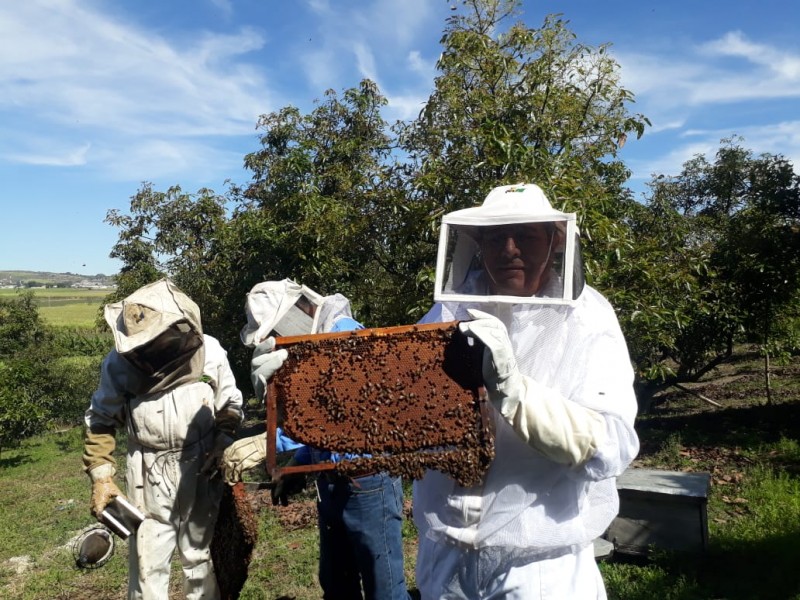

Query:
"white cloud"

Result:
[[353, 41, 379, 84], [701, 31, 800, 80], [385, 93, 428, 121], [208, 0, 234, 19], [407, 50, 437, 78], [6, 142, 91, 167], [0, 0, 274, 179], [628, 120, 800, 191], [618, 33, 800, 114], [296, 0, 443, 93]]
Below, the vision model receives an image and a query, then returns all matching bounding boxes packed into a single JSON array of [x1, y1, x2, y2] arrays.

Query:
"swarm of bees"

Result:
[[268, 322, 495, 487]]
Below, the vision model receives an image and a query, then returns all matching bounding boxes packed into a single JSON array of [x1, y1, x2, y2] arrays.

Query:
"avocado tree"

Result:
[[104, 0, 659, 389], [638, 138, 800, 405]]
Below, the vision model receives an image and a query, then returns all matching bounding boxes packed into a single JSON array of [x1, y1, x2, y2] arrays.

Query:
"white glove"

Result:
[[250, 337, 289, 402], [220, 435, 268, 485], [459, 308, 607, 467]]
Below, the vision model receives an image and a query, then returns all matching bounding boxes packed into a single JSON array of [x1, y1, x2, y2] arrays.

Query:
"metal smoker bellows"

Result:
[[266, 321, 495, 487]]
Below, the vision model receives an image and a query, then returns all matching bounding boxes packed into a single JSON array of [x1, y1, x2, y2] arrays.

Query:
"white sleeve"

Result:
[[496, 375, 608, 467], [204, 336, 244, 425], [84, 352, 130, 430]]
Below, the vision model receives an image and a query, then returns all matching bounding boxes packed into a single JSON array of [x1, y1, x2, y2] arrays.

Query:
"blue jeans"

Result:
[[317, 472, 409, 600]]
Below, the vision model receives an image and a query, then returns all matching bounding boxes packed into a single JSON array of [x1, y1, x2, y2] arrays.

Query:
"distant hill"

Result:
[[0, 270, 116, 288]]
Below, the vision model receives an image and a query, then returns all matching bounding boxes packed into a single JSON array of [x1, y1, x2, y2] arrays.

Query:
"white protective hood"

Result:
[[104, 278, 203, 355], [240, 279, 353, 346]]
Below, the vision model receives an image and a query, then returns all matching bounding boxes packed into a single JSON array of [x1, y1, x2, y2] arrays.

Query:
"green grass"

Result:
[[0, 428, 129, 599], [602, 454, 800, 600]]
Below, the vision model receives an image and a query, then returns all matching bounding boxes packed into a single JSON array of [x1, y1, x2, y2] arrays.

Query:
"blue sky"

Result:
[[2, 0, 799, 276]]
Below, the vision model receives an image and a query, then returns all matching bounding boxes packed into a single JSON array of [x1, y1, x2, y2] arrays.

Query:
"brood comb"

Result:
[[265, 322, 495, 487]]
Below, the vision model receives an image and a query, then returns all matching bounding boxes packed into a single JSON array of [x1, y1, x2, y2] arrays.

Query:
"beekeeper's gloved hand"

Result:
[[88, 463, 122, 519], [458, 308, 524, 409], [250, 337, 289, 402], [200, 432, 235, 478], [459, 308, 607, 467], [221, 434, 268, 485], [271, 469, 306, 506]]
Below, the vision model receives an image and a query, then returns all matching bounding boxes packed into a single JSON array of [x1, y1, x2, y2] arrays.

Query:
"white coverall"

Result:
[[84, 280, 242, 600], [413, 291, 639, 599]]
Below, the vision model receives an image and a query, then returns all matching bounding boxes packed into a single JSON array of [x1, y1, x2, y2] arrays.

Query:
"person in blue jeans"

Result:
[[221, 279, 410, 600]]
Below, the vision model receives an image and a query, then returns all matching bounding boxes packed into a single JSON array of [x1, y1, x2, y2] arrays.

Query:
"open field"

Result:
[[1, 349, 800, 599], [0, 288, 109, 328]]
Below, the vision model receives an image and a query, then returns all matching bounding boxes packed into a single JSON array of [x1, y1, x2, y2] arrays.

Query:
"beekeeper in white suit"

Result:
[[83, 278, 243, 600], [413, 183, 640, 599], [222, 279, 410, 600], [219, 279, 356, 486]]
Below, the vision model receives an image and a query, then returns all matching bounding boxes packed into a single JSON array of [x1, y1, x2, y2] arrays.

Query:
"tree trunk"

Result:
[[763, 308, 772, 406], [764, 351, 772, 405]]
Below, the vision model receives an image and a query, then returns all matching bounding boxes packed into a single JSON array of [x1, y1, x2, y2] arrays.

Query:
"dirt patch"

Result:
[[249, 489, 319, 530]]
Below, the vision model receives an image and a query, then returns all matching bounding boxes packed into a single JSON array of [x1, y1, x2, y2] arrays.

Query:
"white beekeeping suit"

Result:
[[413, 184, 640, 599], [83, 278, 243, 600]]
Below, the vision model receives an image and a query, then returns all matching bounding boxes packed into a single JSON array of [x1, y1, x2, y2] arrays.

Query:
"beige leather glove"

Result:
[[221, 434, 267, 485], [88, 463, 122, 519], [459, 308, 607, 467]]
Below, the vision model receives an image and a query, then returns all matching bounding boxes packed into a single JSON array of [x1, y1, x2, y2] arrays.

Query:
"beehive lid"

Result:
[[266, 321, 495, 486], [617, 468, 711, 498]]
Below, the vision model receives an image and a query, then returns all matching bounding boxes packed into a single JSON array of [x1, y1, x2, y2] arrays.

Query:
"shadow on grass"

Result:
[[636, 401, 800, 459], [0, 453, 33, 469], [606, 524, 800, 600]]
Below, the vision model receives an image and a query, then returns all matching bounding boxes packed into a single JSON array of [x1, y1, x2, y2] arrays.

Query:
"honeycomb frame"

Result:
[[265, 321, 495, 486]]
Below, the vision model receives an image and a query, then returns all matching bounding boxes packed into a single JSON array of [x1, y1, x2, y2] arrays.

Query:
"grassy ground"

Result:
[[1, 348, 799, 599]]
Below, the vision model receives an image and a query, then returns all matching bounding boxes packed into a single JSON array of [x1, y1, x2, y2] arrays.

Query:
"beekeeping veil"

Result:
[[240, 279, 353, 346], [434, 183, 584, 305], [104, 278, 205, 394]]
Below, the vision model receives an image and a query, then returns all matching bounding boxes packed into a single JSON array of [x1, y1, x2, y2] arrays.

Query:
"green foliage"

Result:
[[0, 291, 50, 358], [102, 0, 650, 370], [50, 327, 113, 357], [0, 294, 106, 452], [0, 379, 47, 457], [395, 1, 648, 321], [636, 137, 800, 405]]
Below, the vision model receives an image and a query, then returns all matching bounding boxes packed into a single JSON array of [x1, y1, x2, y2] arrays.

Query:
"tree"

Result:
[[103, 0, 652, 386], [229, 80, 395, 324], [0, 291, 48, 358], [395, 0, 649, 308], [0, 293, 102, 453], [640, 138, 800, 405]]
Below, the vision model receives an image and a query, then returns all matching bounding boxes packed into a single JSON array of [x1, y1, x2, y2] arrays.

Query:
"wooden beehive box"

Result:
[[603, 468, 711, 555]]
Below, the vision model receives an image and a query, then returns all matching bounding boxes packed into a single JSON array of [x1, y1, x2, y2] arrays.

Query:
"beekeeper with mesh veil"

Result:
[[220, 279, 355, 484], [83, 278, 243, 600], [413, 183, 640, 599], [222, 279, 410, 600]]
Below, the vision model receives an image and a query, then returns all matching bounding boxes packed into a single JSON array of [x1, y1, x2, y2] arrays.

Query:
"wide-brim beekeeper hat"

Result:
[[104, 278, 202, 354], [240, 279, 326, 347], [434, 183, 584, 305]]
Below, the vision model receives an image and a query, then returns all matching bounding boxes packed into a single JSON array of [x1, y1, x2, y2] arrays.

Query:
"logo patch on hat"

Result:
[[122, 303, 157, 336]]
